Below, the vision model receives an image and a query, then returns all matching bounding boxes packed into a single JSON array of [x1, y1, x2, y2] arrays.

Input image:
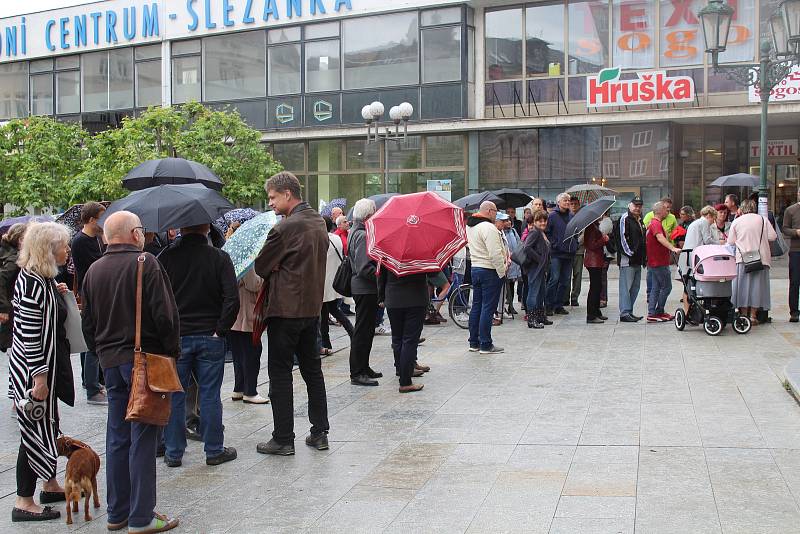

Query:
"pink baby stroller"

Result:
[[675, 244, 751, 336]]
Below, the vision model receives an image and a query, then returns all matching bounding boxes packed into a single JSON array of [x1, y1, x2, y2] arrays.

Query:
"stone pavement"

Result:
[[3, 273, 800, 533]]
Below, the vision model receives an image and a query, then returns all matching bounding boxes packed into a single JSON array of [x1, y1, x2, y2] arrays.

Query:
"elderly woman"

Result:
[[9, 222, 73, 522], [0, 223, 27, 351], [679, 206, 719, 275], [727, 200, 777, 324], [320, 216, 354, 356]]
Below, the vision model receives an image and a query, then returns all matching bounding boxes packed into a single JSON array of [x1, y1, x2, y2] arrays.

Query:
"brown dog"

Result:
[[56, 436, 101, 525]]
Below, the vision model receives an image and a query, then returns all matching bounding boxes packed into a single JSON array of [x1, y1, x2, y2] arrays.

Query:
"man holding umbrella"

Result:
[[254, 172, 330, 456]]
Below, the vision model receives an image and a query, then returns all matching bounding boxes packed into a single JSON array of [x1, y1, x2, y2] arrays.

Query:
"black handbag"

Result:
[[510, 245, 530, 267], [331, 239, 352, 297]]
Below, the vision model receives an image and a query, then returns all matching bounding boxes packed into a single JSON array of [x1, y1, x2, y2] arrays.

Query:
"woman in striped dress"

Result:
[[8, 222, 73, 522]]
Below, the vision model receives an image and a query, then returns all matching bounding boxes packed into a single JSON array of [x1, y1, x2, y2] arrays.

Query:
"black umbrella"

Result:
[[563, 196, 616, 243], [491, 188, 532, 208], [100, 184, 234, 233], [347, 193, 400, 221], [453, 192, 505, 211], [708, 173, 759, 188], [122, 158, 224, 191]]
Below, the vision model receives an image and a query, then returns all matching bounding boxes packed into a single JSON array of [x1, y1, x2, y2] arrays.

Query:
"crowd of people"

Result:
[[4, 172, 800, 531]]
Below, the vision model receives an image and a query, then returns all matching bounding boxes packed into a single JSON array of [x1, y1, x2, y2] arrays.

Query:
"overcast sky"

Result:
[[0, 0, 102, 18]]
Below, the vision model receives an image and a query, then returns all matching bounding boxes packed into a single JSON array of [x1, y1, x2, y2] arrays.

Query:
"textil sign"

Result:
[[587, 67, 695, 107], [749, 139, 799, 158], [749, 67, 800, 103]]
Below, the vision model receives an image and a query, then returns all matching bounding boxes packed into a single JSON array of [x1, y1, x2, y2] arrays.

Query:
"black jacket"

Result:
[[378, 271, 429, 309], [71, 231, 105, 292], [614, 210, 646, 267], [523, 227, 551, 280], [0, 242, 20, 350], [82, 245, 181, 369], [349, 222, 378, 295], [158, 233, 239, 336]]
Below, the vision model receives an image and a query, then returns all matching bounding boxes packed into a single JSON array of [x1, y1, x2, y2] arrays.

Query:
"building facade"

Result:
[[1, 0, 799, 216]]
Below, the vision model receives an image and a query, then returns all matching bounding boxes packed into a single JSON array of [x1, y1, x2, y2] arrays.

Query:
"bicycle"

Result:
[[448, 281, 472, 329]]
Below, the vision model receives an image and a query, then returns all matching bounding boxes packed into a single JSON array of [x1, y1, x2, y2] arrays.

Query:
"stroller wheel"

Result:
[[674, 309, 686, 331], [733, 315, 752, 335], [703, 316, 723, 336]]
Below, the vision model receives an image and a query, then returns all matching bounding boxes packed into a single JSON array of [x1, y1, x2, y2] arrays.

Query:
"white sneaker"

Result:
[[375, 325, 392, 335], [243, 394, 270, 405]]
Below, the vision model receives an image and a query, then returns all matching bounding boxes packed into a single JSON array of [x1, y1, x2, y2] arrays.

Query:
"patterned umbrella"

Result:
[[565, 184, 618, 205], [214, 208, 261, 234], [222, 211, 279, 280], [321, 198, 347, 218], [56, 201, 112, 236]]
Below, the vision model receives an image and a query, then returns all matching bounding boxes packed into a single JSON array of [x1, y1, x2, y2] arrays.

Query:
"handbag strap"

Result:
[[135, 254, 145, 352], [329, 235, 343, 262]]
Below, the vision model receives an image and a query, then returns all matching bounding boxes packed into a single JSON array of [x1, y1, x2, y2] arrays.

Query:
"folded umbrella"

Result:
[[0, 214, 54, 235], [100, 183, 234, 233], [366, 191, 467, 276], [222, 211, 279, 280], [347, 193, 399, 221], [563, 196, 616, 243], [565, 184, 618, 204], [453, 191, 504, 211], [708, 173, 759, 188], [122, 158, 224, 191], [491, 188, 532, 209]]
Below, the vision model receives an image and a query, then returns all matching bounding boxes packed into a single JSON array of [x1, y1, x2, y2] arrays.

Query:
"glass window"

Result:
[[56, 70, 80, 114], [305, 22, 339, 40], [30, 59, 53, 73], [305, 40, 340, 93], [422, 27, 461, 83], [268, 26, 300, 44], [172, 39, 201, 55], [658, 0, 705, 67], [568, 0, 609, 74], [346, 139, 380, 169], [271, 142, 305, 171], [136, 60, 161, 107], [612, 0, 655, 68], [172, 56, 201, 103], [269, 44, 301, 95], [388, 136, 421, 169], [82, 51, 108, 112], [203, 32, 266, 101], [267, 96, 302, 128], [109, 48, 134, 110], [31, 73, 54, 116], [479, 129, 538, 189], [421, 7, 462, 26], [0, 63, 28, 119], [485, 8, 522, 80], [309, 140, 343, 172], [426, 135, 463, 167], [305, 93, 340, 126], [136, 44, 161, 61], [55, 55, 79, 70], [421, 83, 462, 119], [526, 3, 565, 76], [208, 100, 267, 130], [343, 12, 419, 89]]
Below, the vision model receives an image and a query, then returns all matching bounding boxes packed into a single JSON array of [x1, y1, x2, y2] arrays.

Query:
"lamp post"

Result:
[[699, 0, 800, 217], [361, 101, 414, 194]]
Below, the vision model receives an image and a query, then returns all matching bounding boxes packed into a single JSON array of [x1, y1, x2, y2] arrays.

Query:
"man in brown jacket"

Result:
[[254, 172, 330, 456]]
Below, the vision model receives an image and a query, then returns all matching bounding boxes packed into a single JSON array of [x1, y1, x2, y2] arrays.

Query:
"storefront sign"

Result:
[[427, 179, 451, 202], [749, 139, 799, 158], [587, 67, 694, 107], [749, 67, 800, 103], [0, 0, 463, 63]]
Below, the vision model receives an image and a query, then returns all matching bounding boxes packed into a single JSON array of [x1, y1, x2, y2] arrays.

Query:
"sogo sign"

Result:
[[587, 67, 695, 107], [749, 67, 800, 103]]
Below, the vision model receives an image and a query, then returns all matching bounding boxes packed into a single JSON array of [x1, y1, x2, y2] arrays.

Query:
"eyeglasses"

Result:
[[133, 226, 146, 234]]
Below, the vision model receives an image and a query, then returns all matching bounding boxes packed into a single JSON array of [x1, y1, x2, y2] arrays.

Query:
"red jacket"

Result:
[[583, 223, 609, 268], [333, 228, 349, 255]]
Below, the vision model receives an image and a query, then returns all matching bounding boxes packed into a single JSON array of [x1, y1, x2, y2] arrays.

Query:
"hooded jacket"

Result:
[[466, 215, 507, 278]]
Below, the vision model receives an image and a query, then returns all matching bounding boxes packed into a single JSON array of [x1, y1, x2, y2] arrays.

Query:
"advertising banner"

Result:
[[749, 67, 800, 103]]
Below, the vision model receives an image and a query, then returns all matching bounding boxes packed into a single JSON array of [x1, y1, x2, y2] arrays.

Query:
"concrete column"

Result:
[[474, 6, 485, 120], [161, 40, 171, 107]]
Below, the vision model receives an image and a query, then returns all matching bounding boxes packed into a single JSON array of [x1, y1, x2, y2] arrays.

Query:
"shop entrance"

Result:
[[750, 164, 800, 222]]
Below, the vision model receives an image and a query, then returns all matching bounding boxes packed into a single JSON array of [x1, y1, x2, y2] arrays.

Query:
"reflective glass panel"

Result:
[[568, 0, 609, 74], [268, 26, 300, 43], [305, 22, 339, 39], [343, 12, 419, 89], [172, 39, 201, 55], [421, 7, 462, 26], [612, 0, 655, 68], [109, 48, 134, 109], [31, 73, 54, 116], [305, 40, 341, 93], [658, 0, 705, 67], [388, 136, 422, 169], [309, 140, 343, 172], [172, 56, 201, 103], [55, 55, 79, 70], [136, 60, 161, 107], [269, 44, 301, 95], [485, 8, 522, 80], [0, 63, 28, 119], [422, 26, 461, 83], [271, 142, 305, 171], [526, 3, 565, 76], [82, 51, 108, 112], [426, 135, 464, 167], [346, 139, 380, 169], [30, 59, 53, 73], [135, 44, 161, 61], [56, 70, 80, 114], [203, 32, 266, 101]]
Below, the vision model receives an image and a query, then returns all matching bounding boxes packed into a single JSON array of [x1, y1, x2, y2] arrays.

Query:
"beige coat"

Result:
[[323, 234, 344, 303], [727, 213, 777, 267], [231, 269, 263, 333]]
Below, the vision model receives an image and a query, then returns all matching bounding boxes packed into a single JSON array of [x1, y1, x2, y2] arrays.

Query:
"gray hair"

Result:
[[653, 201, 665, 213], [17, 222, 71, 279], [352, 198, 377, 221], [335, 215, 347, 225], [556, 192, 570, 203], [740, 199, 757, 214]]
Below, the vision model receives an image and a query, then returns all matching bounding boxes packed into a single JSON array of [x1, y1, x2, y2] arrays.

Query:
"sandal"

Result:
[[128, 512, 179, 534], [11, 506, 61, 522]]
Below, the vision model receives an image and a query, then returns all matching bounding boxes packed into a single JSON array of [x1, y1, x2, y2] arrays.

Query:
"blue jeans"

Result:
[[105, 364, 158, 529], [468, 267, 502, 350], [165, 335, 226, 460], [545, 256, 573, 310], [81, 350, 102, 398], [619, 265, 642, 316], [647, 266, 672, 316], [526, 268, 546, 312]]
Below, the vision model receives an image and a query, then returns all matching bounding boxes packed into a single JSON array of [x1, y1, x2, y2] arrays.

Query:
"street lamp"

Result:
[[362, 100, 414, 193], [699, 0, 800, 216]]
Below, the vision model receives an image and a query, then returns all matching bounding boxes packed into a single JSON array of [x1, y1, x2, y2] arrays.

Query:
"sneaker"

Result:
[[631, 314, 643, 321], [256, 439, 295, 456], [646, 315, 665, 323], [87, 391, 108, 405], [503, 312, 513, 320], [468, 345, 480, 352], [305, 432, 329, 451], [206, 446, 237, 466], [658, 313, 674, 321], [164, 456, 182, 468], [620, 314, 638, 323], [375, 325, 392, 335], [554, 307, 569, 315], [479, 345, 504, 354], [243, 394, 270, 405]]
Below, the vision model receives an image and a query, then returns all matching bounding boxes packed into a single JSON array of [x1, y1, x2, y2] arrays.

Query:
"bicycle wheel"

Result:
[[448, 284, 472, 330]]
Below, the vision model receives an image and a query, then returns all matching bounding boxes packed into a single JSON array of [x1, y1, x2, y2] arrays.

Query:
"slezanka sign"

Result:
[[587, 67, 695, 107]]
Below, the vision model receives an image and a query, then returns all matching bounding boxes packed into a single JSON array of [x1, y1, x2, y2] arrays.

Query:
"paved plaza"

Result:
[[3, 268, 800, 533]]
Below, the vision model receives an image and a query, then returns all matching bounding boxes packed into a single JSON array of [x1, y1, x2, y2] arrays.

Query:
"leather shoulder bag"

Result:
[[737, 217, 766, 274], [125, 254, 183, 426]]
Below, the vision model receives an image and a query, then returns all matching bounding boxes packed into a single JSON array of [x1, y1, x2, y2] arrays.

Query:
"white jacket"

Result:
[[323, 233, 344, 303], [467, 218, 507, 278]]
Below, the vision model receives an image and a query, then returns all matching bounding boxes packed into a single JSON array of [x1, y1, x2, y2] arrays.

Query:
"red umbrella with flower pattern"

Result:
[[365, 191, 468, 276]]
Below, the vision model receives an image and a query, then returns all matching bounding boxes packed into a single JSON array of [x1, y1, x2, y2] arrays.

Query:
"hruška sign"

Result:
[[587, 67, 695, 107]]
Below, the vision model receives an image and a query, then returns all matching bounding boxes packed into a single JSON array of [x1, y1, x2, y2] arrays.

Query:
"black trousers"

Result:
[[387, 306, 426, 387], [587, 267, 602, 320], [16, 441, 37, 498], [350, 294, 378, 378], [790, 252, 800, 314], [266, 317, 329, 444], [228, 331, 261, 397], [320, 300, 354, 349]]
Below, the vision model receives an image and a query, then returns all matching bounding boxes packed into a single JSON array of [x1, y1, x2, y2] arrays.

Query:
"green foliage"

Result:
[[0, 103, 283, 214]]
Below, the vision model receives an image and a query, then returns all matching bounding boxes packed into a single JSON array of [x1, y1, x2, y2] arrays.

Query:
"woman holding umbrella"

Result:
[[583, 219, 609, 324]]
